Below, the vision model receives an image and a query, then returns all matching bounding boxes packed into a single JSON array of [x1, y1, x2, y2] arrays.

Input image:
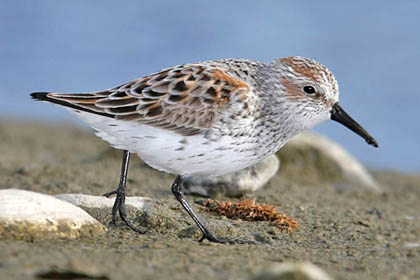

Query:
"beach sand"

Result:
[[0, 120, 419, 279]]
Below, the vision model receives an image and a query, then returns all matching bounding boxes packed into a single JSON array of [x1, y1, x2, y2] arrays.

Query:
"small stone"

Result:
[[182, 154, 280, 197], [254, 262, 333, 280], [404, 242, 420, 249], [0, 189, 106, 240]]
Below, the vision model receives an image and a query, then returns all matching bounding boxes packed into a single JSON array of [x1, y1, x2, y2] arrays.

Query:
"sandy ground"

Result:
[[0, 120, 419, 280]]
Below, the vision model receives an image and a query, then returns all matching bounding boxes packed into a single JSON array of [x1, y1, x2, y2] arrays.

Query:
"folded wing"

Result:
[[31, 64, 251, 136]]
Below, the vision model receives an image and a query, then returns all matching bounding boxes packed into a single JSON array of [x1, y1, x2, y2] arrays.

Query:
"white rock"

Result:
[[55, 193, 153, 210], [254, 262, 333, 280], [404, 242, 420, 249], [285, 132, 381, 192], [0, 189, 106, 239], [182, 154, 280, 197]]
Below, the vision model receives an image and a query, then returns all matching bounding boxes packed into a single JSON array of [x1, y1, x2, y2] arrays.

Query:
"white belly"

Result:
[[70, 110, 262, 176]]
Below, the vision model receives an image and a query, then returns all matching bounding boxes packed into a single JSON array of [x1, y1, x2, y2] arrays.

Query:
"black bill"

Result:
[[330, 102, 378, 148]]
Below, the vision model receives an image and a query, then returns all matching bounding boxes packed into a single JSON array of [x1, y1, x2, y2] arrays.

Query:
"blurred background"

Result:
[[0, 0, 418, 172]]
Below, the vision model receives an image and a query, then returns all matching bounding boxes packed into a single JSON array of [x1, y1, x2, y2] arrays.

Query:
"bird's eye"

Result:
[[303, 86, 316, 95]]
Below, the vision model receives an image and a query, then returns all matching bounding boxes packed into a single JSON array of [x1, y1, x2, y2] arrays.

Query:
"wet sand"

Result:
[[0, 120, 419, 279]]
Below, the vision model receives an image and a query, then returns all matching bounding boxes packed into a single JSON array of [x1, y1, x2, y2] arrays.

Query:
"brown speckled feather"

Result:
[[44, 65, 251, 135]]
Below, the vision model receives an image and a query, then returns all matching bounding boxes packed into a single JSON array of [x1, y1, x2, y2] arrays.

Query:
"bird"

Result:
[[31, 56, 378, 244]]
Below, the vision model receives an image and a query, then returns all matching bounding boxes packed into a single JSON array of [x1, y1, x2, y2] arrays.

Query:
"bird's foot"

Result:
[[103, 188, 146, 234]]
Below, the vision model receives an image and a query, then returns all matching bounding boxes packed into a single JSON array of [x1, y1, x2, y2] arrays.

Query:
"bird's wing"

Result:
[[32, 64, 252, 136]]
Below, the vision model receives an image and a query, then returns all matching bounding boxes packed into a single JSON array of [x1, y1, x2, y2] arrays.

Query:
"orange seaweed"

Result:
[[198, 198, 298, 233]]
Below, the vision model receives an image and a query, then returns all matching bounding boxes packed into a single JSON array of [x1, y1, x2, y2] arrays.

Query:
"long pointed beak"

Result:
[[330, 102, 378, 148]]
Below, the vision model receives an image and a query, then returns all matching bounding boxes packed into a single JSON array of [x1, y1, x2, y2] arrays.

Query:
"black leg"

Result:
[[171, 175, 258, 244], [103, 150, 146, 234]]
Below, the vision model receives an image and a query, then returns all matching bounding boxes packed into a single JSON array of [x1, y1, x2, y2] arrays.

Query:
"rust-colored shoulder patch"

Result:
[[212, 69, 250, 91], [210, 69, 250, 106]]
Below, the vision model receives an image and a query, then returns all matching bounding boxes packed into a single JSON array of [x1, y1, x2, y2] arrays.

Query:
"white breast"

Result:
[[69, 110, 262, 176]]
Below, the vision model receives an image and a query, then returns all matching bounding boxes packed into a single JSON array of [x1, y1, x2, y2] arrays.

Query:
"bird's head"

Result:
[[266, 56, 378, 147]]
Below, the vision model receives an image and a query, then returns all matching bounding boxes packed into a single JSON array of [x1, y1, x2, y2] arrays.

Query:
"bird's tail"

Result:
[[30, 92, 113, 118]]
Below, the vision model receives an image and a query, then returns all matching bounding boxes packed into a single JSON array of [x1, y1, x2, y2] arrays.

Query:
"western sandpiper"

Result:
[[31, 56, 378, 244]]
